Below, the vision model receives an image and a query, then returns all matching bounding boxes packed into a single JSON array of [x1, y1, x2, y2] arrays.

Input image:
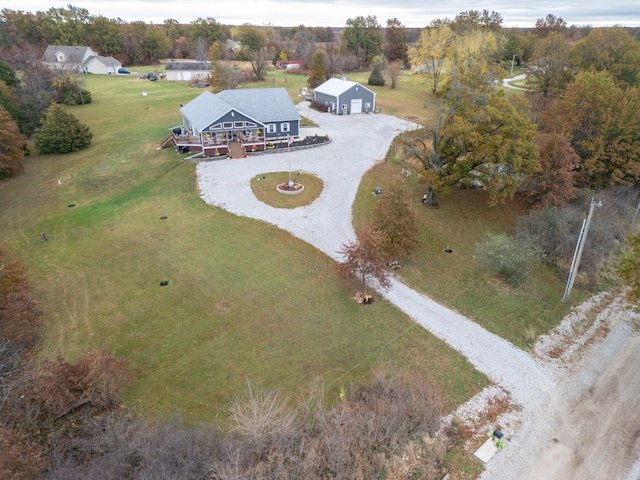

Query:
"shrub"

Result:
[[475, 232, 544, 284], [516, 186, 640, 287], [34, 104, 92, 154], [38, 347, 131, 417], [310, 100, 330, 112]]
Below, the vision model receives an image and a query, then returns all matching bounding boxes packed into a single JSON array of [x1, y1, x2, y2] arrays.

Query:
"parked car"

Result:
[[118, 68, 131, 74]]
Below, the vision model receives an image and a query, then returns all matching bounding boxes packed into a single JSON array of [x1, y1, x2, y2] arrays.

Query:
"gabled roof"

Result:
[[181, 88, 300, 133], [314, 77, 374, 97], [41, 45, 96, 64], [85, 55, 121, 68], [166, 61, 212, 71]]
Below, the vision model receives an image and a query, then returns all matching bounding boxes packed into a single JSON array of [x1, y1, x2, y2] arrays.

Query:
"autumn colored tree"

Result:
[[51, 71, 91, 105], [336, 224, 390, 295], [307, 49, 328, 89], [531, 14, 567, 38], [38, 347, 131, 417], [235, 25, 270, 80], [450, 9, 503, 34], [524, 132, 579, 207], [446, 28, 504, 93], [410, 93, 538, 206], [386, 61, 402, 89], [0, 105, 25, 178], [384, 17, 408, 63], [543, 71, 640, 188], [372, 180, 418, 258], [526, 31, 573, 97], [209, 41, 240, 92], [569, 27, 640, 86], [409, 22, 455, 95], [34, 104, 93, 155]]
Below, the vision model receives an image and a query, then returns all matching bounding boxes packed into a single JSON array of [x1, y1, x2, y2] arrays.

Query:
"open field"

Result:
[[0, 73, 486, 421]]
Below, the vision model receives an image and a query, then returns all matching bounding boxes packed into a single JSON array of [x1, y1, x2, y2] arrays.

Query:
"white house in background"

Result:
[[84, 55, 122, 74], [313, 77, 376, 115], [41, 45, 122, 74], [165, 61, 212, 82]]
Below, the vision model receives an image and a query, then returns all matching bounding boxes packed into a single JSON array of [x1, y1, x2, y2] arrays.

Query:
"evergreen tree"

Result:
[[307, 50, 327, 88], [34, 104, 92, 155], [0, 60, 19, 88], [368, 58, 385, 86]]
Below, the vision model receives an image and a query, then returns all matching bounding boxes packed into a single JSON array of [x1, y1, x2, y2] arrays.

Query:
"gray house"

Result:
[[313, 77, 376, 115], [168, 88, 300, 158], [41, 45, 122, 74]]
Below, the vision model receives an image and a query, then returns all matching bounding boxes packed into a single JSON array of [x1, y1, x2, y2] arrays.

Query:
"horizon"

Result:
[[5, 1, 640, 29]]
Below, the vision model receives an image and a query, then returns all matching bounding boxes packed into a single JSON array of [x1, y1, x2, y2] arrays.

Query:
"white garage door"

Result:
[[351, 98, 362, 114]]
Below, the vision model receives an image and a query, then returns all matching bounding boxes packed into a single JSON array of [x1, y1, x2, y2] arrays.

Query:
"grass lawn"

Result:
[[250, 171, 323, 208], [0, 73, 486, 421], [354, 156, 584, 349]]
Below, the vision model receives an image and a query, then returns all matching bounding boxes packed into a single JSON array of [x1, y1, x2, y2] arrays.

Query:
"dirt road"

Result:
[[482, 299, 640, 479]]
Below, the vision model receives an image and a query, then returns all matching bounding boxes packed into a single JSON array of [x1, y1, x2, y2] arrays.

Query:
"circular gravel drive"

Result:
[[197, 101, 418, 260]]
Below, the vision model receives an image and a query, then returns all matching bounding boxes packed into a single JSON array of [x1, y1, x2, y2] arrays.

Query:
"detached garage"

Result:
[[313, 77, 376, 115]]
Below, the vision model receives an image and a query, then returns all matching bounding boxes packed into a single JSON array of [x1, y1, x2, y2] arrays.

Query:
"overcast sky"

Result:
[[4, 0, 640, 28]]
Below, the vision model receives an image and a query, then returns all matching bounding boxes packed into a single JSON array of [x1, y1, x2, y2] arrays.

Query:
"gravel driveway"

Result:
[[197, 102, 555, 405], [197, 102, 419, 260]]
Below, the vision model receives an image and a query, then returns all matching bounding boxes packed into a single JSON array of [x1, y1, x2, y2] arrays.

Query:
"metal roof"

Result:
[[180, 88, 300, 133], [313, 77, 374, 97], [165, 61, 212, 71]]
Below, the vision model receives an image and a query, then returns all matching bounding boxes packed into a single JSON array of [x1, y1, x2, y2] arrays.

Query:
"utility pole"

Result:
[[562, 198, 602, 303]]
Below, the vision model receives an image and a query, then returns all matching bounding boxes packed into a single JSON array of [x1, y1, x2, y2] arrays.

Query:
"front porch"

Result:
[[164, 126, 267, 157]]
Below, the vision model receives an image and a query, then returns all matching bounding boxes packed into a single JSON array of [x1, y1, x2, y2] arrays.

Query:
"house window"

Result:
[[281, 123, 290, 133], [223, 122, 233, 129], [266, 124, 276, 133], [211, 123, 222, 130], [365, 102, 371, 108], [342, 104, 348, 110], [246, 122, 257, 127], [234, 121, 244, 128]]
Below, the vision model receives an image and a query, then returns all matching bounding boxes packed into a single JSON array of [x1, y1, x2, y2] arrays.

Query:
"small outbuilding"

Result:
[[313, 77, 376, 115], [165, 61, 212, 82]]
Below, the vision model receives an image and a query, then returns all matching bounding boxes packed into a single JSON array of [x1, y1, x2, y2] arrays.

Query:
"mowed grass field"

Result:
[[0, 72, 487, 421]]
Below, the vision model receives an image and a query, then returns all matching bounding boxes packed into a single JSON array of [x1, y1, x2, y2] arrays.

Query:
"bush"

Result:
[[475, 232, 544, 284], [310, 100, 330, 112], [516, 186, 640, 287]]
